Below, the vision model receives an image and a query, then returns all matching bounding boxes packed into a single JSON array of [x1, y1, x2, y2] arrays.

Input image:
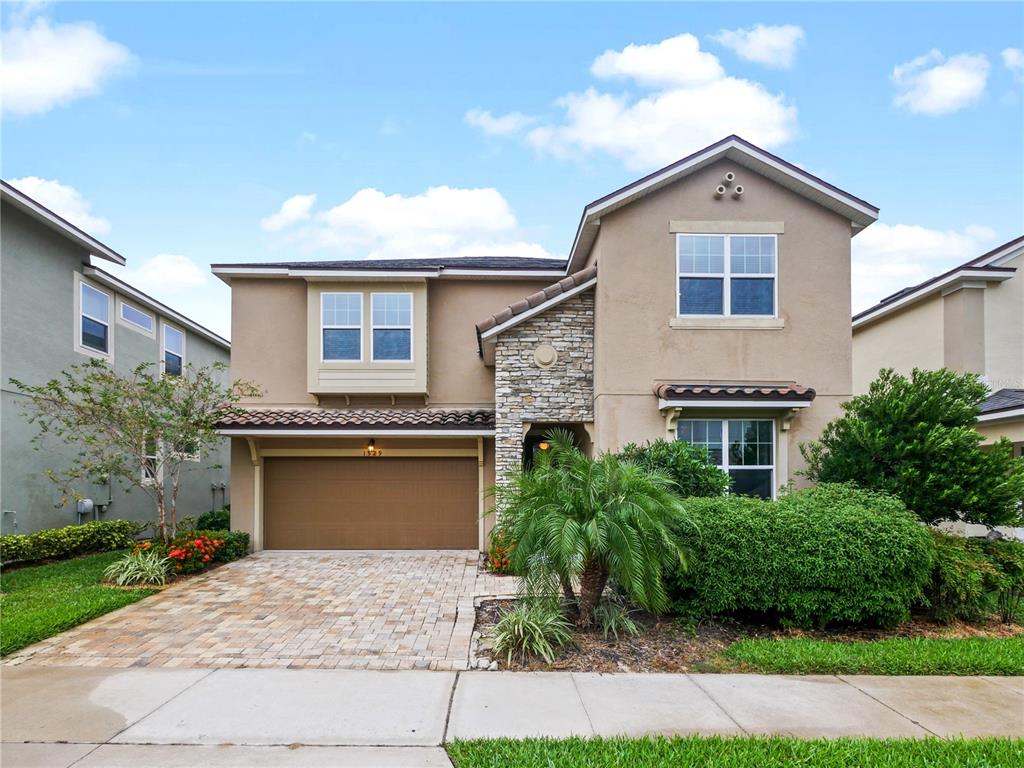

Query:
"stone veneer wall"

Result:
[[493, 290, 595, 490]]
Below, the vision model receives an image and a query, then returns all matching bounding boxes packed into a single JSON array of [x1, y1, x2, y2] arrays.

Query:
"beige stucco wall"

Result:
[[852, 295, 944, 394], [984, 251, 1024, 392], [977, 418, 1024, 446], [230, 276, 548, 406], [590, 158, 855, 485]]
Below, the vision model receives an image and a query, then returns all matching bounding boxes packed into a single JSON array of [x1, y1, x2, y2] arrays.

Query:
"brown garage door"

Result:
[[263, 457, 478, 549]]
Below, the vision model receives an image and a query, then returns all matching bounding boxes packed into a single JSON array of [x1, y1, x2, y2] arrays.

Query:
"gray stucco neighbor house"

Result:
[[1, 181, 232, 535]]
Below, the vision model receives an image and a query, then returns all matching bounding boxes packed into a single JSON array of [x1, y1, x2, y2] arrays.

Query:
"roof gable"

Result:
[[567, 135, 879, 272]]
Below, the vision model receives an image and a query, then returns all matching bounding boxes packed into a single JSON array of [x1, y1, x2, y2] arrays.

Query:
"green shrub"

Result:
[[0, 519, 144, 565], [492, 600, 574, 665], [618, 439, 729, 498], [925, 532, 1003, 623], [197, 509, 231, 531], [668, 484, 935, 628], [103, 550, 170, 586], [801, 368, 1024, 527], [592, 601, 641, 642], [193, 530, 249, 562], [983, 538, 1024, 623]]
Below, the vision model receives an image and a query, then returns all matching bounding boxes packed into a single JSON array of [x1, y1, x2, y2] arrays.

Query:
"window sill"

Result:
[[669, 317, 785, 330]]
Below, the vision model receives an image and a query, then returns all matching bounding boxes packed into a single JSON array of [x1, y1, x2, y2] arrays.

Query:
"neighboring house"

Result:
[[0, 181, 232, 535], [852, 235, 1024, 456], [214, 135, 879, 552]]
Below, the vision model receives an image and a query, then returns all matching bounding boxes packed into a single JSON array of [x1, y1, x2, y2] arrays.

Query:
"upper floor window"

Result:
[[677, 418, 775, 499], [677, 234, 776, 317], [80, 282, 111, 354], [321, 292, 362, 361], [372, 293, 412, 362], [163, 325, 185, 376], [120, 302, 154, 333]]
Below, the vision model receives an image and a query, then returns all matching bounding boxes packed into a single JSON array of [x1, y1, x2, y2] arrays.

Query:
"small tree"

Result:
[[496, 429, 689, 626], [12, 360, 261, 542], [801, 368, 1024, 527]]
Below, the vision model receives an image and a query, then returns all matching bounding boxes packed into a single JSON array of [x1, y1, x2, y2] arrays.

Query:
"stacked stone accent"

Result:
[[493, 290, 595, 489]]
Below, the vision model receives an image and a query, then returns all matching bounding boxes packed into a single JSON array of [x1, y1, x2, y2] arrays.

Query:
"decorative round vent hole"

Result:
[[533, 344, 558, 368]]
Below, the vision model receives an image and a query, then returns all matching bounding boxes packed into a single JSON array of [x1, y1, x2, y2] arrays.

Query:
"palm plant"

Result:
[[496, 429, 690, 626]]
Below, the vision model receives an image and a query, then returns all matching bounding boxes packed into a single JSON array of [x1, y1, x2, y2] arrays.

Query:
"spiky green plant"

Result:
[[103, 550, 170, 586], [592, 600, 641, 641], [496, 429, 690, 626], [492, 599, 574, 665]]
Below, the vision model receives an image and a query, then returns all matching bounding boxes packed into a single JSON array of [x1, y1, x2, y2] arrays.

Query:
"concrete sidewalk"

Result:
[[1, 667, 1021, 767]]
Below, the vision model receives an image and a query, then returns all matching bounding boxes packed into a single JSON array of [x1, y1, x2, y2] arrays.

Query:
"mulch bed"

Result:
[[474, 599, 1022, 673]]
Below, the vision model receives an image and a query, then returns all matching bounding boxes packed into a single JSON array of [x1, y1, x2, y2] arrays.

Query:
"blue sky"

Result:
[[3, 1, 1022, 339]]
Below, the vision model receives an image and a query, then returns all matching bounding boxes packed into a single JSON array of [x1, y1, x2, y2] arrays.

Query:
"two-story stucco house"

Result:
[[1, 181, 232, 534], [852, 235, 1023, 456], [214, 136, 879, 552]]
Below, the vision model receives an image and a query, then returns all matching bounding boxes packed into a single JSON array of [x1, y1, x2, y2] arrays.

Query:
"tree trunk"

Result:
[[560, 574, 577, 605], [576, 559, 608, 627]]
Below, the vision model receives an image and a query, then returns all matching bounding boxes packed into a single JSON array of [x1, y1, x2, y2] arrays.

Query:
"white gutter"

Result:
[[85, 266, 230, 350], [853, 268, 1014, 329], [479, 277, 598, 341], [657, 398, 813, 411], [211, 266, 566, 281], [217, 428, 495, 437], [977, 407, 1024, 424]]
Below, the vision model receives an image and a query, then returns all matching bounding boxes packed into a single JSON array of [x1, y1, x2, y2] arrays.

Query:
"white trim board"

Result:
[[218, 428, 496, 437], [478, 277, 597, 341], [658, 398, 812, 411]]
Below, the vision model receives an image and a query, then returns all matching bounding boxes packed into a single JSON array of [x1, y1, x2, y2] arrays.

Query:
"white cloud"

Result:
[[590, 33, 724, 87], [1003, 47, 1024, 78], [892, 50, 989, 115], [464, 108, 537, 136], [469, 33, 798, 171], [710, 24, 805, 69], [260, 193, 317, 232], [263, 185, 556, 261], [1, 15, 135, 116], [852, 223, 997, 311], [117, 253, 208, 293], [8, 176, 111, 235]]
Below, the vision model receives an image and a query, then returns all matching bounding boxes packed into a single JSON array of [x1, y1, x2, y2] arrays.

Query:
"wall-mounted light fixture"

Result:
[[363, 439, 383, 457], [537, 441, 551, 451]]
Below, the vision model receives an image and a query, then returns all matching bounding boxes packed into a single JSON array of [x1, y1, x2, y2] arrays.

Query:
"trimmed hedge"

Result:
[[0, 520, 143, 565], [196, 509, 230, 531], [668, 484, 935, 628]]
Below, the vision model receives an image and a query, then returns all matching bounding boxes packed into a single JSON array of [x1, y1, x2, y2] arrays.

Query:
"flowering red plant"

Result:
[[486, 530, 515, 575], [166, 533, 224, 574]]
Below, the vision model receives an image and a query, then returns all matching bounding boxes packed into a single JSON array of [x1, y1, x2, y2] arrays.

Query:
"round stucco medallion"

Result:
[[533, 344, 558, 368]]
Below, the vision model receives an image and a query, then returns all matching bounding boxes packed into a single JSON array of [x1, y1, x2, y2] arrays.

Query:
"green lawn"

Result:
[[1, 551, 156, 656], [719, 636, 1024, 676], [447, 736, 1024, 768]]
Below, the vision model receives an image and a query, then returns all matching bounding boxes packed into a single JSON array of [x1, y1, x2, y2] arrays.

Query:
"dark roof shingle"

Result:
[[211, 257, 567, 272], [980, 389, 1024, 416], [217, 408, 495, 430]]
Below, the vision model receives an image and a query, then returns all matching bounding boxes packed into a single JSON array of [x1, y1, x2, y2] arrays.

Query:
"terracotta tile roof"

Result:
[[476, 264, 598, 336], [654, 382, 817, 403], [980, 389, 1024, 415], [217, 408, 495, 431]]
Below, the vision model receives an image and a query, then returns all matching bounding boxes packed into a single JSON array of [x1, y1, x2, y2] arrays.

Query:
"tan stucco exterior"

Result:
[[589, 158, 855, 485], [852, 250, 1023, 448]]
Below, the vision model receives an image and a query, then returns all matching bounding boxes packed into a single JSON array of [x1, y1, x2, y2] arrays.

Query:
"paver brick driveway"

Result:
[[5, 551, 515, 671]]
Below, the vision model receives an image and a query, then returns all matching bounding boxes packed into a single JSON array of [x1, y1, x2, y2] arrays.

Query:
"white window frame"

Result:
[[162, 323, 186, 376], [320, 292, 363, 363], [141, 439, 162, 486], [77, 279, 113, 358], [370, 292, 414, 363], [676, 233, 778, 318], [677, 417, 777, 499], [118, 300, 155, 336]]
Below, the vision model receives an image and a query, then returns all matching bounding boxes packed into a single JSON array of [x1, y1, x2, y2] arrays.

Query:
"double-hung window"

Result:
[[141, 438, 161, 486], [163, 325, 185, 376], [677, 234, 776, 317], [677, 418, 775, 499], [322, 293, 362, 361], [80, 282, 111, 354], [371, 293, 412, 362]]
